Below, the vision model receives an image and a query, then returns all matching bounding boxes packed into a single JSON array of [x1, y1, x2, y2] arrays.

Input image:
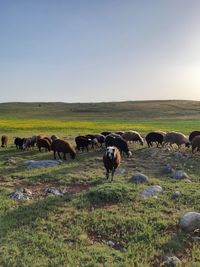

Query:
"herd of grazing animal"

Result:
[[1, 129, 200, 181]]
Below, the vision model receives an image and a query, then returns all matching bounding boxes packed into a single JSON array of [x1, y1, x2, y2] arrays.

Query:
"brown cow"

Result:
[[1, 135, 8, 147], [51, 139, 76, 160]]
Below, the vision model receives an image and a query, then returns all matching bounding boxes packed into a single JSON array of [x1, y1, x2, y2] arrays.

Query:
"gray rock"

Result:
[[24, 160, 62, 169], [140, 185, 163, 198], [5, 158, 17, 166], [10, 188, 32, 201], [172, 170, 189, 180], [172, 191, 182, 199], [179, 212, 200, 232], [44, 187, 64, 196], [174, 152, 184, 160], [131, 173, 148, 183], [163, 255, 181, 266], [161, 164, 174, 174]]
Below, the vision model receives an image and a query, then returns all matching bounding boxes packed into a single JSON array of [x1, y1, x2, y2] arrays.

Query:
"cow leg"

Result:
[[63, 153, 66, 160], [53, 151, 56, 159], [39, 147, 41, 152]]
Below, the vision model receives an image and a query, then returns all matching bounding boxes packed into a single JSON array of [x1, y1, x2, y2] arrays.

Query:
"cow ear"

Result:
[[112, 148, 115, 153]]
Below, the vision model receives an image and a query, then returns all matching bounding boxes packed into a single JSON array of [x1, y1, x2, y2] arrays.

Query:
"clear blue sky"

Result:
[[0, 0, 200, 102]]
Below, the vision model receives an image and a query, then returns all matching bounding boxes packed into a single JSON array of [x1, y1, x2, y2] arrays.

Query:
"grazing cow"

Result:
[[51, 139, 76, 160], [37, 138, 51, 152], [1, 135, 8, 147], [189, 131, 200, 142], [122, 131, 144, 145], [103, 146, 121, 181], [145, 131, 166, 147]]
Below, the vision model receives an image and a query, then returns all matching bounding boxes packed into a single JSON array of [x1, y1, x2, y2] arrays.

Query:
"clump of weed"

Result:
[[86, 182, 135, 206]]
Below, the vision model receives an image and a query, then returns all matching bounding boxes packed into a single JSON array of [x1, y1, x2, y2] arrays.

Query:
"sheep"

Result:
[[51, 135, 59, 141], [191, 135, 200, 153], [163, 132, 190, 149], [145, 131, 166, 147], [51, 139, 76, 160], [1, 135, 8, 147], [105, 135, 132, 157], [189, 131, 200, 142], [94, 134, 105, 147], [115, 131, 124, 136], [101, 131, 111, 136], [22, 135, 37, 150], [122, 131, 144, 145], [86, 134, 98, 148], [14, 137, 26, 150], [75, 136, 92, 152], [37, 138, 51, 152], [103, 146, 121, 181]]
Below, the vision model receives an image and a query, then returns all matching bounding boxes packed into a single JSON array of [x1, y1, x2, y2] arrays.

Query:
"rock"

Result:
[[172, 191, 182, 199], [163, 255, 181, 266], [24, 160, 62, 169], [44, 187, 64, 196], [172, 170, 189, 180], [174, 152, 183, 160], [140, 185, 163, 199], [179, 212, 200, 232], [106, 240, 115, 247], [5, 158, 17, 166], [116, 168, 126, 175], [164, 148, 171, 152], [161, 164, 174, 174], [10, 188, 32, 201], [131, 173, 148, 183]]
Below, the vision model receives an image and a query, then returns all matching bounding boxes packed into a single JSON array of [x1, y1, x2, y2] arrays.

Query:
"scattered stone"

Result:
[[116, 168, 126, 175], [163, 255, 181, 266], [4, 158, 17, 166], [174, 152, 184, 160], [164, 148, 171, 152], [172, 191, 182, 199], [106, 240, 126, 252], [179, 212, 200, 232], [44, 187, 64, 196], [131, 173, 148, 183], [9, 188, 32, 201], [140, 185, 163, 199], [184, 179, 192, 183], [161, 164, 174, 174], [172, 170, 189, 180], [24, 160, 62, 169]]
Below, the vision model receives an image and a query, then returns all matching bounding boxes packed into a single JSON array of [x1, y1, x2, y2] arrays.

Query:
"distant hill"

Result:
[[0, 100, 200, 121]]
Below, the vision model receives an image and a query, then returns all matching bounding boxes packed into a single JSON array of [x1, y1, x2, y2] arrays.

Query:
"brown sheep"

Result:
[[163, 132, 190, 149], [51, 139, 76, 160], [191, 135, 200, 153], [1, 135, 8, 147], [122, 131, 144, 145], [37, 138, 51, 152], [44, 137, 52, 144], [103, 146, 121, 181]]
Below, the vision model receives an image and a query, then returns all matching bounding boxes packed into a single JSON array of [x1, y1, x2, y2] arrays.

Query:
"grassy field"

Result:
[[0, 100, 200, 267]]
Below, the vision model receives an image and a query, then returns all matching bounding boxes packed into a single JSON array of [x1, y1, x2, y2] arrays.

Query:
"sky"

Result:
[[0, 0, 200, 102]]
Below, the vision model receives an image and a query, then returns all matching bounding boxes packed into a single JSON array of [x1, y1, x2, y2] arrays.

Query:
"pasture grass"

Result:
[[0, 100, 200, 266], [0, 142, 200, 266]]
